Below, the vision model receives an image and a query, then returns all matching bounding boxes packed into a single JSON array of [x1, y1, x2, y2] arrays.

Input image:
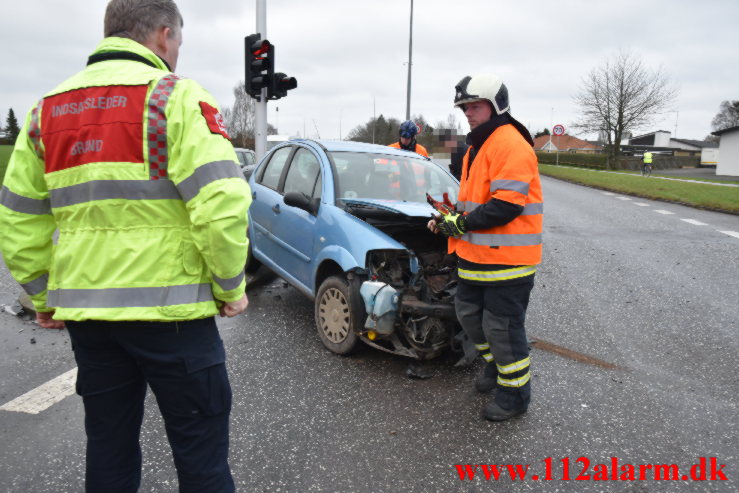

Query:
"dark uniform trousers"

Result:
[[66, 317, 234, 493], [455, 276, 534, 411]]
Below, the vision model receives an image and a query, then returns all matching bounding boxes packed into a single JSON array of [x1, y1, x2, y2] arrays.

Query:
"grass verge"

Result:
[[539, 164, 739, 215], [0, 145, 13, 184]]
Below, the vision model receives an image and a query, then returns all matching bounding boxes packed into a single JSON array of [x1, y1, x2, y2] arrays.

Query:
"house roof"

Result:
[[533, 134, 601, 151], [712, 125, 739, 136], [630, 130, 672, 140], [671, 138, 718, 148]]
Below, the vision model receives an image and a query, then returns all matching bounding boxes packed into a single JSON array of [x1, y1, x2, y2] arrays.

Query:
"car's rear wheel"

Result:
[[315, 275, 363, 355]]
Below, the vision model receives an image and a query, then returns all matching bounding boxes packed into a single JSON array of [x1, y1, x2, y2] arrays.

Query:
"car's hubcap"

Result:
[[319, 287, 350, 343]]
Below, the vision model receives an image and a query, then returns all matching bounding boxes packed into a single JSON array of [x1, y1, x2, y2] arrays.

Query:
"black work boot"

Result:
[[474, 363, 498, 393], [483, 400, 527, 422]]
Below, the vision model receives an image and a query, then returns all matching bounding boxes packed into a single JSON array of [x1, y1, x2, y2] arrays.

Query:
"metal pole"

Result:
[[405, 0, 413, 121], [372, 97, 376, 144], [548, 107, 553, 153], [255, 0, 267, 161]]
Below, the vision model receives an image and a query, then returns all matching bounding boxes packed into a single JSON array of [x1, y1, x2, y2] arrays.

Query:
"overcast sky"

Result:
[[2, 1, 737, 144]]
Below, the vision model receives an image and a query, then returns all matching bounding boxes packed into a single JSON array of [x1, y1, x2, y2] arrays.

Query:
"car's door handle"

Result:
[[272, 204, 281, 214]]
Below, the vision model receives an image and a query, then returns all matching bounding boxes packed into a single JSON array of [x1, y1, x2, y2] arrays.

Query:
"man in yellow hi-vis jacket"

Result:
[[0, 1, 249, 491]]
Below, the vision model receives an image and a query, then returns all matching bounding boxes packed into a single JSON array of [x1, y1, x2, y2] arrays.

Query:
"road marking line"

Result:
[[602, 192, 615, 196], [654, 210, 674, 215], [633, 202, 650, 207], [616, 196, 632, 201], [719, 230, 739, 239], [0, 368, 77, 415], [681, 219, 708, 226]]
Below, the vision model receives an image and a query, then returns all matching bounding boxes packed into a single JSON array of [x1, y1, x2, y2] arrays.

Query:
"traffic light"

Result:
[[268, 72, 298, 101], [245, 33, 274, 100]]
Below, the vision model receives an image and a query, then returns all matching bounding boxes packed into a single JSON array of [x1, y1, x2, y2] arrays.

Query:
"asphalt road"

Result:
[[1, 176, 737, 492]]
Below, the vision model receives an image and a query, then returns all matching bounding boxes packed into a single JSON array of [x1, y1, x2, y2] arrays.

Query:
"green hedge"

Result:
[[536, 151, 606, 168], [536, 151, 700, 171]]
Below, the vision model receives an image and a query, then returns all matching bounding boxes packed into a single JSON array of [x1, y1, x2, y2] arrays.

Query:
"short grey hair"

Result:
[[104, 0, 183, 42]]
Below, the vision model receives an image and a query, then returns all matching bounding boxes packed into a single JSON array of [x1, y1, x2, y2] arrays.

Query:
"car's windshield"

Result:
[[329, 151, 458, 204]]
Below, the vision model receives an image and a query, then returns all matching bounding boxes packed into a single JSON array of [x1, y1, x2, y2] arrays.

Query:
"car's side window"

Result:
[[283, 148, 321, 197], [258, 146, 293, 190], [312, 173, 322, 200]]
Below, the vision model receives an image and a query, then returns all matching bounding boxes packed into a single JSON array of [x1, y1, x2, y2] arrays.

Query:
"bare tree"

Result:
[[573, 50, 678, 156], [225, 82, 255, 148], [710, 100, 739, 132]]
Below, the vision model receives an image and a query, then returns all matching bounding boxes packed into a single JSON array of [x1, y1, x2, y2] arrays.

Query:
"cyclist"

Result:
[[642, 151, 653, 176]]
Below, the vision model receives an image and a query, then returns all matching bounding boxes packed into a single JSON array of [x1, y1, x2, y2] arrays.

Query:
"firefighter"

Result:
[[389, 120, 429, 157], [0, 1, 249, 490], [427, 74, 543, 421]]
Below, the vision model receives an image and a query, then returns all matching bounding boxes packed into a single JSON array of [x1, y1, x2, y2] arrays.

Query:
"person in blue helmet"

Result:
[[389, 120, 429, 157]]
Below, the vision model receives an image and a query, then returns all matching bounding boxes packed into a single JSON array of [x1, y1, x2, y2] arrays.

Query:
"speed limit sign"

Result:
[[553, 124, 565, 136]]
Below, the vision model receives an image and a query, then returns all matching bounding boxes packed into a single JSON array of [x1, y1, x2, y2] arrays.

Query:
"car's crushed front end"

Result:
[[340, 199, 459, 359]]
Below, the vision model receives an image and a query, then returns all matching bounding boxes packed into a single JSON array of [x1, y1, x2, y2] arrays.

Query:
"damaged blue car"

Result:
[[246, 139, 460, 359]]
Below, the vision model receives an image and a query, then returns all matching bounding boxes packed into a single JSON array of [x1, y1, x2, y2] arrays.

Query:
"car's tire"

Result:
[[245, 234, 261, 273], [315, 275, 364, 355]]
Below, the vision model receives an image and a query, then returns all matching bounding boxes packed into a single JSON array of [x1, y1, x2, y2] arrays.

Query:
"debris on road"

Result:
[[405, 363, 433, 380]]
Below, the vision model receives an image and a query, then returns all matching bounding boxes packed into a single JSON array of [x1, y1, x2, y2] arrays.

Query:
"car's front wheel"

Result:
[[315, 275, 363, 355]]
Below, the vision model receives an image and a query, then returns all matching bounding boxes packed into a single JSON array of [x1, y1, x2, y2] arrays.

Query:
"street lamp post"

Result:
[[405, 0, 413, 121]]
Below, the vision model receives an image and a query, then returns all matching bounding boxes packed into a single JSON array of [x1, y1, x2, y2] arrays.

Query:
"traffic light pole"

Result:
[[255, 0, 267, 161]]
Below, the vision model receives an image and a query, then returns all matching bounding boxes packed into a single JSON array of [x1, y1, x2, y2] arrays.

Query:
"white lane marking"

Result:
[[633, 202, 650, 207], [0, 368, 77, 415], [602, 192, 615, 196], [681, 219, 708, 226], [654, 210, 674, 215], [719, 230, 739, 239], [616, 196, 632, 201]]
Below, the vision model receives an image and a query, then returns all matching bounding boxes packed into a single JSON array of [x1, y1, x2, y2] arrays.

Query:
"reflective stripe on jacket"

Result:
[[0, 37, 251, 321], [449, 124, 543, 266]]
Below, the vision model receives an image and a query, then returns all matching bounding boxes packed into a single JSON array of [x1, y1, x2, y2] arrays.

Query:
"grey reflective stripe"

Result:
[[47, 283, 213, 308], [460, 232, 542, 247], [521, 203, 544, 215], [177, 160, 245, 202], [49, 180, 180, 208], [212, 270, 245, 291], [0, 186, 52, 215], [21, 274, 49, 295], [491, 179, 529, 195]]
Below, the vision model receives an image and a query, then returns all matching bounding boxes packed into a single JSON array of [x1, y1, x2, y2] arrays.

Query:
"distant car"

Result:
[[247, 139, 461, 359], [234, 147, 257, 179]]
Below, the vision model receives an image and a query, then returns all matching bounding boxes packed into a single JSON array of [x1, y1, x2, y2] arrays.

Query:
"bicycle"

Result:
[[641, 164, 652, 177]]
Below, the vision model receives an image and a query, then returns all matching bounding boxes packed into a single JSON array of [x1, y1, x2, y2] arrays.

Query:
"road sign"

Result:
[[553, 124, 565, 136]]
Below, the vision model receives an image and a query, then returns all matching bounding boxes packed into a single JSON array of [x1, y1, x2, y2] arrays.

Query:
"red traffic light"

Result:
[[251, 40, 271, 57]]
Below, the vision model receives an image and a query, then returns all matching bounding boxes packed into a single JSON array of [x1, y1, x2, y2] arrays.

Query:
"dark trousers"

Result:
[[66, 317, 234, 493], [455, 277, 534, 410]]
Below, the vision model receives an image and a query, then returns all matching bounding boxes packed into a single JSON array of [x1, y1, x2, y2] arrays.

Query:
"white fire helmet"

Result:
[[454, 74, 510, 115]]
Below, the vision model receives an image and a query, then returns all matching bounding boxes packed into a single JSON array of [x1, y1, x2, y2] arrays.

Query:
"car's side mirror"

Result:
[[284, 191, 318, 215]]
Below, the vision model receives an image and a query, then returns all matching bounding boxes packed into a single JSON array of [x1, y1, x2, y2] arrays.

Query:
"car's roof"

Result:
[[286, 139, 429, 159]]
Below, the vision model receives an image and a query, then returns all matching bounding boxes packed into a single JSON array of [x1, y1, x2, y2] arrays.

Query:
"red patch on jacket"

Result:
[[41, 85, 148, 173], [199, 101, 230, 139]]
